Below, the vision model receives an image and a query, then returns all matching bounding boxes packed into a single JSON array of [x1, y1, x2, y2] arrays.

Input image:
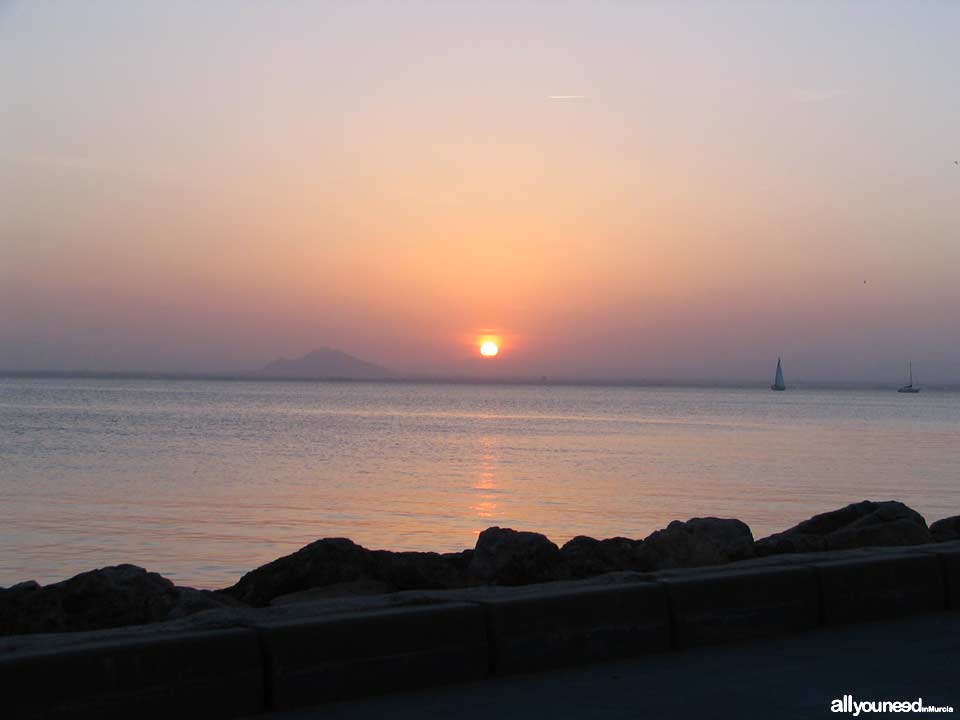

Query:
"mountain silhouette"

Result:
[[259, 348, 390, 380]]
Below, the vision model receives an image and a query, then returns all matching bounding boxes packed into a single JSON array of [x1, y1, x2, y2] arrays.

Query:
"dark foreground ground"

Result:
[[254, 612, 958, 720]]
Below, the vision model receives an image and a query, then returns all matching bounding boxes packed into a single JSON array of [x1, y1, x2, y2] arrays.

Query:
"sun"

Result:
[[479, 341, 499, 358]]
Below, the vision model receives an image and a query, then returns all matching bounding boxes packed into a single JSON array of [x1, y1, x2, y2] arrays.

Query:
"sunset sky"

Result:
[[1, 1, 958, 382]]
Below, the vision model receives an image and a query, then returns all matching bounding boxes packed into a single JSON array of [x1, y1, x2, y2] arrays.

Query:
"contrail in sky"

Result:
[[548, 95, 586, 99]]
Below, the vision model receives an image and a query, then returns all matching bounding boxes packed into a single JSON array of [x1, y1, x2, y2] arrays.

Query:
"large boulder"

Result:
[[223, 538, 470, 607], [633, 517, 754, 571], [0, 564, 224, 636], [930, 515, 960, 543], [754, 501, 931, 556], [560, 536, 643, 578], [468, 527, 565, 586], [224, 538, 379, 607]]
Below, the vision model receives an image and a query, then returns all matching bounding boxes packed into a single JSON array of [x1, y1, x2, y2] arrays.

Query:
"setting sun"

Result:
[[480, 341, 499, 358]]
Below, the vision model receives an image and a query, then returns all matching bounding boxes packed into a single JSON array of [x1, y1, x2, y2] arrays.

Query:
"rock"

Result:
[[468, 527, 565, 586], [224, 538, 379, 607], [930, 515, 960, 543], [5, 580, 40, 593], [167, 586, 238, 619], [754, 501, 931, 556], [634, 518, 754, 571], [441, 549, 474, 574], [560, 536, 643, 578], [371, 551, 467, 590], [224, 538, 470, 607], [0, 565, 185, 636]]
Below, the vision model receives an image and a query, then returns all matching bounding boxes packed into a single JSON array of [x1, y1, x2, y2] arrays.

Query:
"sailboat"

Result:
[[770, 357, 786, 391], [898, 362, 920, 393]]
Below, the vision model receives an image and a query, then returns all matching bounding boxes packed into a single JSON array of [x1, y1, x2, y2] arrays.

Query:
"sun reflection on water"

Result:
[[472, 436, 499, 521]]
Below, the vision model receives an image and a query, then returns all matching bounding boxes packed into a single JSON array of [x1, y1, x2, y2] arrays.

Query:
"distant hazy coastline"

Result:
[[1, 369, 957, 391]]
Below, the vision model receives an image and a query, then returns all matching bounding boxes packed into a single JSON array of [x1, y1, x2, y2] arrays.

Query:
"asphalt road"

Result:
[[256, 612, 959, 719]]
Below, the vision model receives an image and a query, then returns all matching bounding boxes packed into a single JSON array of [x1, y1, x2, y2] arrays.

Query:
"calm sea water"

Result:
[[1, 378, 958, 589]]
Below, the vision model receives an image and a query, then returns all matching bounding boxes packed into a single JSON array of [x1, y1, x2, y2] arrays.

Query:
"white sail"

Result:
[[772, 357, 785, 390]]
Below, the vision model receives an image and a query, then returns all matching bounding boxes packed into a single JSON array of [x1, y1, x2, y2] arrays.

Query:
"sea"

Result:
[[1, 377, 958, 589]]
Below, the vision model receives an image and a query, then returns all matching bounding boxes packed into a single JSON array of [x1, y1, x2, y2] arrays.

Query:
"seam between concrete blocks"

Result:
[[470, 600, 500, 678], [915, 548, 953, 611], [655, 580, 678, 652], [252, 625, 275, 712]]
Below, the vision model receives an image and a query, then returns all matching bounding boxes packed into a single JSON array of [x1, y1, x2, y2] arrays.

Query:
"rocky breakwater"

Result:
[[0, 564, 236, 636], [1, 500, 955, 637], [753, 500, 932, 556], [559, 517, 754, 578], [223, 539, 474, 607], [224, 518, 755, 607]]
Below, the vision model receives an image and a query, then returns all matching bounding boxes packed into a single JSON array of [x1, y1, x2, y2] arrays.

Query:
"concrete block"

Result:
[[1, 628, 263, 720], [482, 582, 669, 675], [816, 553, 945, 625], [664, 566, 819, 648], [257, 602, 489, 709], [911, 544, 960, 611], [936, 549, 960, 610]]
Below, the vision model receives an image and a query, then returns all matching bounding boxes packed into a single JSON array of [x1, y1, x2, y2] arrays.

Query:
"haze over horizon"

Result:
[[2, 1, 959, 383]]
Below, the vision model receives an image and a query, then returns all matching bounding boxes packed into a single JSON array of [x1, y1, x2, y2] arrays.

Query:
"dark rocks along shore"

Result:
[[1, 500, 952, 637]]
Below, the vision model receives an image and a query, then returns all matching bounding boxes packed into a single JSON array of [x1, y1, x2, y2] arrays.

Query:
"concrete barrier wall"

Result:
[[663, 566, 819, 649], [938, 549, 960, 610], [815, 554, 945, 625], [481, 582, 669, 674], [918, 545, 960, 610], [3, 544, 958, 717], [256, 603, 489, 710], [1, 628, 263, 720]]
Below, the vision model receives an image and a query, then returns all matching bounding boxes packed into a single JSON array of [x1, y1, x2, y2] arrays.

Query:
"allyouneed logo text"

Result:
[[832, 695, 953, 716]]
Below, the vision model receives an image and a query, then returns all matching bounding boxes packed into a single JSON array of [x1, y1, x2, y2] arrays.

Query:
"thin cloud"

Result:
[[788, 88, 848, 104], [17, 154, 106, 172]]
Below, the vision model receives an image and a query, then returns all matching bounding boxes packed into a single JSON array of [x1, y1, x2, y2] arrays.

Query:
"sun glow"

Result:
[[479, 341, 499, 358]]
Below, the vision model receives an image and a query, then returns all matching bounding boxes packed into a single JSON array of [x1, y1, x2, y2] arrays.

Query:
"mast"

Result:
[[898, 360, 920, 392]]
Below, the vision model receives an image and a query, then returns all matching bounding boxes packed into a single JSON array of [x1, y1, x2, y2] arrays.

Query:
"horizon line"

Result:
[[0, 368, 955, 391]]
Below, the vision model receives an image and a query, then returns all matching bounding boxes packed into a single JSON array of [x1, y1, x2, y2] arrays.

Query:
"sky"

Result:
[[1, 0, 958, 382]]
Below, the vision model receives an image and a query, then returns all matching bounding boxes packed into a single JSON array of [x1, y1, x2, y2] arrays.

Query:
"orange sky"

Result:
[[1, 1, 959, 381]]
